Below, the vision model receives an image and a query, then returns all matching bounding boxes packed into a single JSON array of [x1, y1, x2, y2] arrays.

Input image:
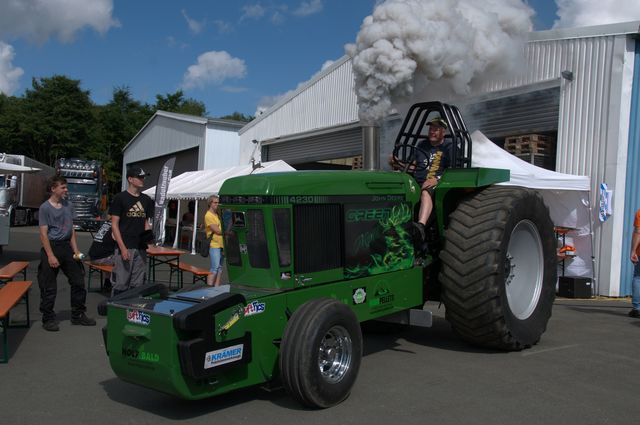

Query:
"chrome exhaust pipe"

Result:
[[362, 126, 380, 170]]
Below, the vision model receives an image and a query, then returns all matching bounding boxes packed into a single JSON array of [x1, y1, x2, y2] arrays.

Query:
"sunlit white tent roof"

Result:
[[143, 160, 296, 200], [470, 131, 590, 191]]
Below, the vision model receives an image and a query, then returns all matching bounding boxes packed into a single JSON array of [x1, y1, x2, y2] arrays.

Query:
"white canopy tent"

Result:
[[471, 131, 594, 288], [144, 160, 296, 252]]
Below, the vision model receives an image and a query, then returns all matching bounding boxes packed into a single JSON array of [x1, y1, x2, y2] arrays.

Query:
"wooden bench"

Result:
[[0, 281, 32, 363], [169, 261, 211, 288], [84, 261, 114, 292], [0, 261, 29, 285]]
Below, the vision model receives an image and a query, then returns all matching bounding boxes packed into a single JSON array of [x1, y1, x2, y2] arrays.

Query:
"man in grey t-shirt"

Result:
[[38, 176, 95, 332]]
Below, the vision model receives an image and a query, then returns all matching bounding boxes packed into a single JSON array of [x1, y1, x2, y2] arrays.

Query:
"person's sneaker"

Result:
[[628, 309, 640, 318], [43, 320, 60, 332], [71, 313, 97, 326]]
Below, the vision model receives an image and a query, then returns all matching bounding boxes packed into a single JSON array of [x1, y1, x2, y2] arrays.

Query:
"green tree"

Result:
[[94, 87, 153, 191], [218, 111, 254, 122], [21, 75, 95, 165], [0, 94, 26, 154], [155, 90, 206, 116]]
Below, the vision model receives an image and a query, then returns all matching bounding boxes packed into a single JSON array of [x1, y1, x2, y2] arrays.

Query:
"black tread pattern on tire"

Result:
[[439, 186, 557, 351], [279, 297, 363, 408]]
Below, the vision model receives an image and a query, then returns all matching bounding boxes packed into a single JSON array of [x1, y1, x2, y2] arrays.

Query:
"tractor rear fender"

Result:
[[435, 167, 510, 234]]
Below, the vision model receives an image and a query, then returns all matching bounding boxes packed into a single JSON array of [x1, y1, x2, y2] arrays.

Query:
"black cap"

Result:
[[428, 117, 448, 130], [126, 166, 150, 178]]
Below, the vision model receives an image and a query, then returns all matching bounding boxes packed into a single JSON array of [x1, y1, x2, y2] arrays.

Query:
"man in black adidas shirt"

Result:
[[109, 166, 154, 295]]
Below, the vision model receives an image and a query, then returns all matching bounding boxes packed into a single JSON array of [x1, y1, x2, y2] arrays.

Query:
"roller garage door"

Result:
[[463, 85, 561, 139], [262, 125, 363, 165]]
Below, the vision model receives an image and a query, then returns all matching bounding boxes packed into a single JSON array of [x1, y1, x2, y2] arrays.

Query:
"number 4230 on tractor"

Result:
[[99, 102, 557, 408]]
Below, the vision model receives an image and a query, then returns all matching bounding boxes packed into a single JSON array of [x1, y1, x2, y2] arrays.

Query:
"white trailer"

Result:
[[0, 154, 55, 254]]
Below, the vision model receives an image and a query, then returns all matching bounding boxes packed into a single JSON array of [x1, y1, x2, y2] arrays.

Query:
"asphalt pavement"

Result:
[[1, 226, 639, 425]]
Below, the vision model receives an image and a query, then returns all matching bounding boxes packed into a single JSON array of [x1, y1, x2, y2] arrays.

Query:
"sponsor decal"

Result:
[[219, 312, 241, 335], [244, 301, 266, 316], [204, 344, 244, 369], [369, 283, 395, 310], [122, 348, 160, 363], [127, 309, 151, 326], [353, 287, 367, 305], [346, 208, 391, 223]]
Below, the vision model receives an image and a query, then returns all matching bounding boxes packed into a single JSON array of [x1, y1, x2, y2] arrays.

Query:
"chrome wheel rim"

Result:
[[318, 325, 352, 383]]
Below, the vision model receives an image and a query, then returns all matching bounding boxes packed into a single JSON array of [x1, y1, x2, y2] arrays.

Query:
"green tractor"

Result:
[[100, 102, 556, 408]]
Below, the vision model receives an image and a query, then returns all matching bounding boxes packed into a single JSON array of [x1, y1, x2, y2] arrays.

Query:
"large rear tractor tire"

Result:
[[279, 298, 363, 408], [439, 186, 556, 350]]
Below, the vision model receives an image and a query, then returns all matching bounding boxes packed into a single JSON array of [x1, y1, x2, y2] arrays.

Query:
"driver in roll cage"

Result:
[[390, 117, 453, 244]]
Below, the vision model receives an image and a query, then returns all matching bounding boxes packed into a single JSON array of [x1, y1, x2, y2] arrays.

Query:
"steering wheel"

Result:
[[392, 143, 431, 173]]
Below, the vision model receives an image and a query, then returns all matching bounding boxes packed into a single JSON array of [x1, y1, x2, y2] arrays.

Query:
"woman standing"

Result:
[[204, 195, 224, 286]]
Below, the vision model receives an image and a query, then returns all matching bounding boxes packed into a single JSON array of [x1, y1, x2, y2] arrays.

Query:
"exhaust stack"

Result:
[[362, 126, 380, 170]]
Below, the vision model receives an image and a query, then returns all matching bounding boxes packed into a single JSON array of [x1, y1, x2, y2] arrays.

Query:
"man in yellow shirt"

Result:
[[204, 195, 224, 286]]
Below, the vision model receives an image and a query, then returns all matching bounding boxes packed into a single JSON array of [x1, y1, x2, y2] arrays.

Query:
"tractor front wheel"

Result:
[[279, 298, 363, 408], [439, 186, 557, 350]]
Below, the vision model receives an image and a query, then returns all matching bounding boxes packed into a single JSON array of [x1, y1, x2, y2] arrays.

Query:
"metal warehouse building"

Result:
[[122, 110, 244, 187], [239, 21, 640, 297]]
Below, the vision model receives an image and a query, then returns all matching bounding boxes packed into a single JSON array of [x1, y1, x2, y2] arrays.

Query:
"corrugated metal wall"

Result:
[[239, 56, 359, 162], [621, 40, 640, 296], [125, 115, 206, 164]]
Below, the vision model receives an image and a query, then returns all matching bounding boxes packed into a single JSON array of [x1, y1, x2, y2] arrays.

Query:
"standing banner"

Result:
[[152, 157, 176, 245]]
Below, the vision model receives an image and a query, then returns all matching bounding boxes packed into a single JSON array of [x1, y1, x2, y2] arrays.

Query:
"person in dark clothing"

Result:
[[37, 176, 96, 332], [390, 117, 452, 240], [110, 166, 154, 295], [88, 218, 116, 290]]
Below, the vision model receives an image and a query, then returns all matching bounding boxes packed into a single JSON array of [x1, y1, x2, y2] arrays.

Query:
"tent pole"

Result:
[[173, 200, 181, 248], [191, 199, 199, 255]]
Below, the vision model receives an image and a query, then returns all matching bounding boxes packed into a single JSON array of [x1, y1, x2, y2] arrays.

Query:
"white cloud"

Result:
[[0, 41, 24, 95], [0, 0, 119, 43], [221, 86, 249, 93], [182, 9, 205, 34], [182, 51, 247, 90], [214, 20, 234, 34], [553, 0, 640, 28], [166, 36, 188, 49], [271, 11, 286, 25], [241, 4, 266, 21], [293, 0, 324, 17]]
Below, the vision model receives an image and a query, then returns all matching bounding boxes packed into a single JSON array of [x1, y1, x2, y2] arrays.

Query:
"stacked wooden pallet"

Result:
[[504, 134, 555, 169], [351, 155, 363, 170]]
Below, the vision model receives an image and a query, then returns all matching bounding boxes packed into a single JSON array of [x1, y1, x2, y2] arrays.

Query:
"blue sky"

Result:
[[0, 0, 635, 118]]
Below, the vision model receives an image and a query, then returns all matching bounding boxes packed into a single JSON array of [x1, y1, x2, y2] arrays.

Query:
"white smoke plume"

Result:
[[553, 0, 640, 29], [346, 0, 534, 125]]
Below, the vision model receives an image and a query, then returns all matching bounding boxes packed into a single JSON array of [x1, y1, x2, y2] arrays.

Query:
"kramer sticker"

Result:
[[126, 309, 151, 326], [244, 301, 266, 316], [352, 287, 367, 305], [204, 344, 244, 369]]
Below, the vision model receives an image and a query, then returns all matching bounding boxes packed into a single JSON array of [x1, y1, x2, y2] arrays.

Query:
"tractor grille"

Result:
[[294, 204, 343, 273]]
